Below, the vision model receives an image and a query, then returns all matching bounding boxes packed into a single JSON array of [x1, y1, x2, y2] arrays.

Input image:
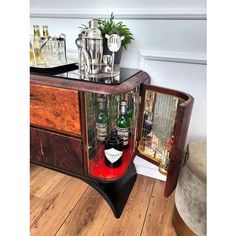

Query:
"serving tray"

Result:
[[30, 61, 78, 75]]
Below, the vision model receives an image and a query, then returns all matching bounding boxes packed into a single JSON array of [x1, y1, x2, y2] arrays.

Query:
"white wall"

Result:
[[30, 0, 206, 179]]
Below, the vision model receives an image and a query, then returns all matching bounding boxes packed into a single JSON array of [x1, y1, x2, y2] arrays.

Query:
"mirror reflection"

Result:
[[138, 90, 184, 175]]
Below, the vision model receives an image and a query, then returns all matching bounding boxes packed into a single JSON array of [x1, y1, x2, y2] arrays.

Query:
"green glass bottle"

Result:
[[116, 100, 130, 148], [96, 97, 109, 142]]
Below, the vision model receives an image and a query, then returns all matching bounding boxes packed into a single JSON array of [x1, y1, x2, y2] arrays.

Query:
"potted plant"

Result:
[[80, 13, 134, 64]]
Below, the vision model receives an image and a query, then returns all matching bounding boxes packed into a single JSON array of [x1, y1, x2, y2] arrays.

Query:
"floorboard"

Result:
[[30, 164, 176, 236]]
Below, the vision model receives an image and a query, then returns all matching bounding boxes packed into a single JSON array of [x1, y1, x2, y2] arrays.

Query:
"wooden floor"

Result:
[[30, 164, 177, 236]]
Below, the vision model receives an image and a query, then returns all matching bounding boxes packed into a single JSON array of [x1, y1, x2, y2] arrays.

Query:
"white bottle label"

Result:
[[116, 127, 129, 145], [105, 148, 123, 163], [96, 122, 107, 141]]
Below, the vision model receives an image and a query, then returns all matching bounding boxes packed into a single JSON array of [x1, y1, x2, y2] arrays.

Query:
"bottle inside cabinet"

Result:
[[85, 87, 140, 180]]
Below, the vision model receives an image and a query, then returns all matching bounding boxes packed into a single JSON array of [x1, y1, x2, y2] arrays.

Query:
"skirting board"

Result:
[[133, 156, 166, 181]]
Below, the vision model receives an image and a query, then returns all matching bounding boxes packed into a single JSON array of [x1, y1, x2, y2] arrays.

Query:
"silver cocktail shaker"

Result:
[[84, 19, 103, 74]]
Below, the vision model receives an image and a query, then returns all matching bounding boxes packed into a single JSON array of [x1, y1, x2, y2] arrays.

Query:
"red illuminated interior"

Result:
[[88, 136, 135, 180]]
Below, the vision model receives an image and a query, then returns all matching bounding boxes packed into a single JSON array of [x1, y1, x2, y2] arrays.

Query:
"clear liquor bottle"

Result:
[[96, 97, 109, 142], [116, 100, 130, 148], [33, 25, 46, 66], [42, 25, 49, 39]]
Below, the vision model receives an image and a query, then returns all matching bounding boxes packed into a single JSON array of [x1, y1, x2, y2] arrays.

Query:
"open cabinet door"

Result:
[[136, 84, 194, 197]]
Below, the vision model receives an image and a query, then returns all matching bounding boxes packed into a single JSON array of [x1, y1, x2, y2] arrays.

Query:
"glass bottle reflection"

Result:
[[96, 96, 109, 142]]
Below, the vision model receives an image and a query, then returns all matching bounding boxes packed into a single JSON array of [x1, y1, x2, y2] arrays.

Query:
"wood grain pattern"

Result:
[[30, 83, 81, 135], [30, 167, 88, 236], [30, 164, 177, 236], [31, 128, 84, 175], [98, 175, 155, 236], [56, 175, 155, 236], [55, 187, 109, 236], [39, 129, 84, 174], [141, 180, 177, 236], [30, 127, 42, 162], [30, 167, 65, 211]]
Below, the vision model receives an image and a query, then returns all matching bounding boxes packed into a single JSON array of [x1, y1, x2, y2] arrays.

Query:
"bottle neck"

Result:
[[43, 26, 49, 38], [120, 104, 127, 115], [33, 25, 40, 38], [97, 97, 107, 112]]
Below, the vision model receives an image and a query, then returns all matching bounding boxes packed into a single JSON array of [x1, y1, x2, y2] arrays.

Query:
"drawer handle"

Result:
[[30, 94, 37, 100]]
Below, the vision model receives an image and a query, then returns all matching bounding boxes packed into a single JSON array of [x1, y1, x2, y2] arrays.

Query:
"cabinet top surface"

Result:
[[30, 67, 150, 95], [31, 66, 140, 85], [56, 67, 141, 85]]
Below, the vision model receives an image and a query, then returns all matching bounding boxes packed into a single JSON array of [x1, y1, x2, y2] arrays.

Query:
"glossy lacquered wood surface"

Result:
[[30, 83, 81, 135], [30, 70, 150, 95]]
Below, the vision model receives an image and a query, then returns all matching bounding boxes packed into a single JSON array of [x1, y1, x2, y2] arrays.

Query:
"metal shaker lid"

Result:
[[85, 19, 103, 40]]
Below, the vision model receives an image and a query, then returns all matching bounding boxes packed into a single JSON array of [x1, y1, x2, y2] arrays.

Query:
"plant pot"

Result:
[[103, 41, 123, 65]]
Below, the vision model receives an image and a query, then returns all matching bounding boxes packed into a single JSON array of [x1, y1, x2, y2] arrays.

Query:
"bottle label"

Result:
[[105, 148, 123, 163], [116, 127, 129, 146], [96, 122, 107, 141]]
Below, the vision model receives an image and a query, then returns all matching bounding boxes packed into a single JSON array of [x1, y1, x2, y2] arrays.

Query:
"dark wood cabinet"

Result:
[[30, 68, 193, 218], [30, 127, 43, 163], [30, 127, 84, 175]]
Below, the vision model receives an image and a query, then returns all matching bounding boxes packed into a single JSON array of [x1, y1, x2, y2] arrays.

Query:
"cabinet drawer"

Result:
[[30, 84, 81, 135]]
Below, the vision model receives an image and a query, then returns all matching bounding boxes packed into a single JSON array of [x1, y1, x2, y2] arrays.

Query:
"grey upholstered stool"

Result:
[[173, 140, 206, 236]]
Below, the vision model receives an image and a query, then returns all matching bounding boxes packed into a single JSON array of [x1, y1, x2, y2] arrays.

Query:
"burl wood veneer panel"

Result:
[[30, 84, 81, 135]]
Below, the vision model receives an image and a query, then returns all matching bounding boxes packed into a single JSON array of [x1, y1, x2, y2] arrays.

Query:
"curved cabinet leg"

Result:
[[79, 163, 137, 218]]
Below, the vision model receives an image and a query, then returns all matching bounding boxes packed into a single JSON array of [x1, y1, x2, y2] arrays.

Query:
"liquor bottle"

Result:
[[33, 25, 46, 66], [104, 129, 123, 168], [116, 100, 130, 148], [42, 25, 49, 39], [96, 97, 109, 142], [30, 40, 35, 66], [142, 91, 154, 137]]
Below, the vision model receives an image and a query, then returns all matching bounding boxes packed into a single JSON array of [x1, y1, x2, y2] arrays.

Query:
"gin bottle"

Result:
[[104, 129, 123, 168]]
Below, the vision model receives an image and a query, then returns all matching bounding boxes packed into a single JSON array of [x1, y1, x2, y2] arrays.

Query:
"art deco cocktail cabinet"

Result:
[[30, 66, 193, 218]]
